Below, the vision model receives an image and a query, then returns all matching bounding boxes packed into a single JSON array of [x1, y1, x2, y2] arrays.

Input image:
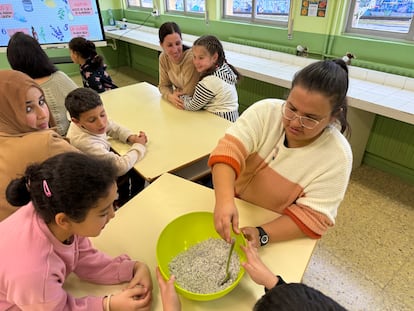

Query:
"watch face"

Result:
[[260, 234, 269, 245]]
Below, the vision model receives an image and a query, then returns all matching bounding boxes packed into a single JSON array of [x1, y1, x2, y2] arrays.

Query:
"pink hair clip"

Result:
[[43, 180, 52, 197]]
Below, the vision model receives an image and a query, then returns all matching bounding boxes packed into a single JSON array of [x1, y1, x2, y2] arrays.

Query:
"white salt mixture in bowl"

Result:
[[169, 238, 241, 294], [156, 212, 246, 301]]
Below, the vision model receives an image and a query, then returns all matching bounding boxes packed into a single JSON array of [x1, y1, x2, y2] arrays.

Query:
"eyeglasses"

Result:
[[281, 103, 325, 130]]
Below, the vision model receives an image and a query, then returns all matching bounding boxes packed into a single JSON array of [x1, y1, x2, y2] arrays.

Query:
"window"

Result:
[[346, 0, 414, 40], [166, 0, 205, 14], [127, 0, 153, 9], [223, 0, 291, 25]]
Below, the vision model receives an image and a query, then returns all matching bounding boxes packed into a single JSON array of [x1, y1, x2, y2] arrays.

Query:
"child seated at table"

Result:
[[179, 35, 240, 122], [156, 241, 345, 311], [65, 87, 148, 207], [0, 152, 153, 310]]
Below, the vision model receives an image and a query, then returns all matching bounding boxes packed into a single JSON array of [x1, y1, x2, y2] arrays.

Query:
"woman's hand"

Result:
[[241, 241, 279, 289], [155, 267, 181, 311], [167, 91, 184, 109], [241, 226, 261, 248], [212, 163, 240, 244], [214, 201, 240, 244], [108, 286, 152, 311]]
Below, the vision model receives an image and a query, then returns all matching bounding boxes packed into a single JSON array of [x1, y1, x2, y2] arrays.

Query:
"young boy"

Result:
[[65, 87, 148, 206]]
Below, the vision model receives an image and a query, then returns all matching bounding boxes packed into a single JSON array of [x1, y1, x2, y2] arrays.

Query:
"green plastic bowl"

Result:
[[156, 211, 246, 301]]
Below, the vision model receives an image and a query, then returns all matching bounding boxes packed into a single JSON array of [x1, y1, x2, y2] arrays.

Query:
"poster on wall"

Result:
[[0, 0, 105, 49], [301, 0, 327, 17]]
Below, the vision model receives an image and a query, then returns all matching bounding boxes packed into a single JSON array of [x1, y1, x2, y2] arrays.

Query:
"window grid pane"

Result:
[[127, 0, 153, 8], [224, 0, 290, 24], [166, 0, 205, 13], [348, 0, 414, 35]]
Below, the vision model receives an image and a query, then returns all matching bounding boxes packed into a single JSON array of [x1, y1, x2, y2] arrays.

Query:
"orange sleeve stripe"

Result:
[[284, 209, 322, 239], [208, 155, 241, 178]]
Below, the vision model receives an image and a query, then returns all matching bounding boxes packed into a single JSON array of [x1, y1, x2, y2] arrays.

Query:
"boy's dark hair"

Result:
[[7, 32, 57, 78], [254, 283, 347, 311], [65, 87, 103, 120], [6, 152, 117, 224]]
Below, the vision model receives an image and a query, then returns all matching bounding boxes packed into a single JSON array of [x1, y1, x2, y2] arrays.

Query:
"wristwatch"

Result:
[[256, 226, 269, 246]]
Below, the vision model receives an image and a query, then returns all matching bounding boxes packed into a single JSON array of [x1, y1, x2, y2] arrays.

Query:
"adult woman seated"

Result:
[[0, 70, 79, 221], [158, 22, 199, 107], [7, 32, 78, 136], [210, 59, 353, 246]]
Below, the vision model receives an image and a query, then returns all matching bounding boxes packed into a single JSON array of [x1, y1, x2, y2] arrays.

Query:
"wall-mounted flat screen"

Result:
[[0, 0, 106, 51]]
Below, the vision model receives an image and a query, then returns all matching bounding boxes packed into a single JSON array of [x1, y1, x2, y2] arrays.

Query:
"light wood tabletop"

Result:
[[64, 173, 317, 311], [100, 82, 232, 182]]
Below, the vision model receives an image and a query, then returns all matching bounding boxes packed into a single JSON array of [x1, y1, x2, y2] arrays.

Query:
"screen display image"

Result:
[[0, 0, 105, 49]]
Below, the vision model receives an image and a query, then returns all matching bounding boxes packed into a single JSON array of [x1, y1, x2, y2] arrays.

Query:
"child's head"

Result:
[[69, 37, 103, 66], [0, 70, 55, 134], [192, 35, 224, 73], [290, 59, 350, 135], [65, 88, 108, 135], [7, 31, 57, 79], [192, 35, 240, 81], [253, 283, 346, 311], [6, 152, 118, 232]]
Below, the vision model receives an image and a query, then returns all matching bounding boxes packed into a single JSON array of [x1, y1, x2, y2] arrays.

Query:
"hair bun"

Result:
[[6, 177, 31, 206]]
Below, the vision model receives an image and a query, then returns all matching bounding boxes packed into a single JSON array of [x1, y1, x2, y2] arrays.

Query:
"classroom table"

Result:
[[100, 82, 232, 182], [64, 173, 317, 311]]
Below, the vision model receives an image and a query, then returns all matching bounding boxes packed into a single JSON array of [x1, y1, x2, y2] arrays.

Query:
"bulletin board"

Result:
[[300, 0, 328, 17]]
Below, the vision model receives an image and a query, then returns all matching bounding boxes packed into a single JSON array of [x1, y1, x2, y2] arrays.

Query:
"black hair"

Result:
[[193, 35, 241, 81], [7, 32, 57, 78], [159, 21, 182, 43], [158, 22, 189, 51], [6, 152, 117, 224], [254, 283, 347, 311], [291, 59, 350, 136], [69, 37, 104, 69], [65, 87, 103, 120]]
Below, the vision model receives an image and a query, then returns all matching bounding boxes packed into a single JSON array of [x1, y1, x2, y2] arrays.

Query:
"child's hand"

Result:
[[156, 267, 181, 311], [241, 226, 260, 248], [128, 131, 148, 145], [128, 261, 153, 292], [109, 286, 152, 311], [241, 241, 279, 289]]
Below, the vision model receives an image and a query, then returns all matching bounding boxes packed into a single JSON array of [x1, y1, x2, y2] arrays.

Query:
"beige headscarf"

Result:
[[0, 69, 56, 135]]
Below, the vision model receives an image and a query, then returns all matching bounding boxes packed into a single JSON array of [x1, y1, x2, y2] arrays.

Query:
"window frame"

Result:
[[126, 0, 154, 9], [344, 0, 414, 42], [164, 0, 206, 16], [222, 0, 291, 27]]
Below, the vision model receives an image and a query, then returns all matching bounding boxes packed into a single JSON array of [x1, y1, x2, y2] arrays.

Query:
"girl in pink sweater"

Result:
[[0, 152, 152, 310]]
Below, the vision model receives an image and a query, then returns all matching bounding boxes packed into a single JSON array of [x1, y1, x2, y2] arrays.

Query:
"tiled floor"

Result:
[[69, 66, 155, 88], [303, 165, 414, 311], [71, 67, 414, 311]]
